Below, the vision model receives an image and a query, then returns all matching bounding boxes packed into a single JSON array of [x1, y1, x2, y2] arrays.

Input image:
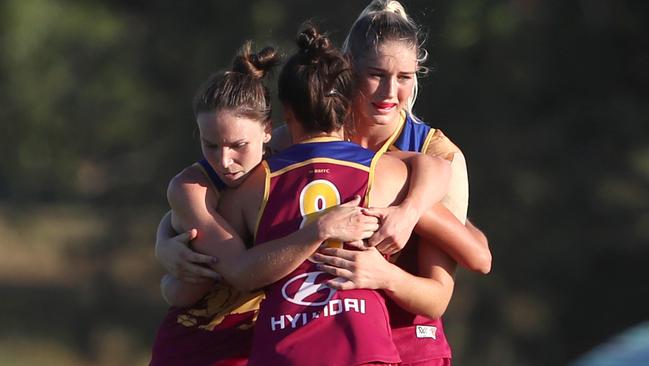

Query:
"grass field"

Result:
[[0, 203, 168, 366]]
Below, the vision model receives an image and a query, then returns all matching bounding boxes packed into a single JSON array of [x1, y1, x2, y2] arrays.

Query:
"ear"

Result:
[[282, 105, 295, 124], [263, 123, 272, 143]]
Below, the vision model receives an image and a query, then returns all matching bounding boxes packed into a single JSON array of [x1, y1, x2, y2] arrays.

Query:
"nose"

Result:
[[218, 147, 233, 170], [379, 76, 398, 99]]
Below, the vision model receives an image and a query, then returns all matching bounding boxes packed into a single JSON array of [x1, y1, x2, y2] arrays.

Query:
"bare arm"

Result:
[[160, 273, 214, 307], [365, 152, 451, 254], [163, 166, 378, 306], [398, 137, 491, 273], [314, 153, 456, 318], [314, 238, 455, 319], [155, 210, 220, 284], [415, 205, 491, 274]]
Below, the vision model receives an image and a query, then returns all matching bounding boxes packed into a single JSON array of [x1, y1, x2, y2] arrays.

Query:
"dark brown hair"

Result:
[[278, 25, 352, 134], [193, 41, 280, 128]]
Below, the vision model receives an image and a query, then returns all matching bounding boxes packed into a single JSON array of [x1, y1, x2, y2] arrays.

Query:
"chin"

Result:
[[370, 112, 399, 126], [227, 180, 243, 188]]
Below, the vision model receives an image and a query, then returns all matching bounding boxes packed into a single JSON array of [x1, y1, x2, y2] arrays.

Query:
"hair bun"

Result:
[[232, 41, 281, 78], [385, 0, 408, 20], [297, 25, 333, 60]]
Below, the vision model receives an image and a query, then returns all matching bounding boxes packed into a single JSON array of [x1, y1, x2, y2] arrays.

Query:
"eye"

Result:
[[398, 74, 413, 81], [233, 142, 248, 149], [203, 142, 218, 149]]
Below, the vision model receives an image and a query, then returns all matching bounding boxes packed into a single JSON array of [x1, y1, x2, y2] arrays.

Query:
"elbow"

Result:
[[164, 294, 197, 308], [424, 304, 448, 320], [421, 283, 454, 320], [482, 250, 493, 274], [468, 251, 492, 275], [466, 230, 492, 274], [477, 238, 492, 274], [477, 257, 492, 275], [423, 296, 451, 320], [228, 280, 256, 294], [160, 275, 201, 308]]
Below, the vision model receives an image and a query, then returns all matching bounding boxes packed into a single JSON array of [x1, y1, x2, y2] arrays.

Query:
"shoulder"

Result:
[[219, 163, 267, 239], [375, 152, 408, 174], [221, 163, 266, 214], [371, 153, 409, 207], [270, 124, 291, 153], [167, 164, 217, 211], [424, 128, 463, 161]]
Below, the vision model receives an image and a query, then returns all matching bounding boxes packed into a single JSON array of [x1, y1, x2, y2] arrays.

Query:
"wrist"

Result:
[[315, 215, 330, 242], [380, 262, 403, 293], [399, 198, 423, 221]]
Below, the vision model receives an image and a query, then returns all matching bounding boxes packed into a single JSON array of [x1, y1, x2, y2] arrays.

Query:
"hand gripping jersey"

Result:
[[380, 112, 465, 364], [248, 138, 401, 366], [150, 159, 264, 366]]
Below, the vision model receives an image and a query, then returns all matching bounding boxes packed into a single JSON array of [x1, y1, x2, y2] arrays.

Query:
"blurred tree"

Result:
[[0, 0, 647, 365]]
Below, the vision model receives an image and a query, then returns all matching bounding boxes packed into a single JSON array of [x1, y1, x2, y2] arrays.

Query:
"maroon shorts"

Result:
[[401, 358, 451, 366]]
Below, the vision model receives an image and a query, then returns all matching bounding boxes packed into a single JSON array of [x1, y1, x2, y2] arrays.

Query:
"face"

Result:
[[197, 109, 271, 188], [353, 40, 417, 128]]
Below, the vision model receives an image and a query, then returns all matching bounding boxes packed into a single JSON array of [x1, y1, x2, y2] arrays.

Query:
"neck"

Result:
[[288, 122, 344, 144], [350, 114, 401, 152]]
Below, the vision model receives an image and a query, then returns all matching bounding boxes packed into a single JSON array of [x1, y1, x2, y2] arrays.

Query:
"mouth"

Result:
[[221, 171, 243, 180], [372, 102, 398, 113]]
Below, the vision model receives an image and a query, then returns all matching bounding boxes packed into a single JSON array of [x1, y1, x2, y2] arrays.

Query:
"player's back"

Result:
[[249, 137, 404, 366]]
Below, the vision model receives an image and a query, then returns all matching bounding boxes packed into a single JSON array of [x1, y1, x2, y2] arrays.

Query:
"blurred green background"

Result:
[[1, 0, 647, 365]]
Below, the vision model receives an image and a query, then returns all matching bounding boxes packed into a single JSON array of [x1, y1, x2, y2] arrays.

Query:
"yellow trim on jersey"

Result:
[[299, 136, 342, 144], [269, 157, 371, 178], [193, 162, 221, 202], [377, 110, 407, 154], [365, 149, 384, 208], [422, 128, 437, 154], [253, 161, 271, 244]]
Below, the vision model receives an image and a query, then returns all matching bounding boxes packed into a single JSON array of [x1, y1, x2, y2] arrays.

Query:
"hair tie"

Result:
[[326, 88, 340, 97]]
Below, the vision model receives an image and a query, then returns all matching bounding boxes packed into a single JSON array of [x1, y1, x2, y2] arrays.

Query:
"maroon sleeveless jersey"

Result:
[[248, 138, 401, 366], [381, 113, 454, 364], [149, 160, 264, 366], [387, 239, 452, 364]]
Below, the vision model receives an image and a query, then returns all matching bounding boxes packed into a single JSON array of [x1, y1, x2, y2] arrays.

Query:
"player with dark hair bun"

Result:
[[213, 24, 454, 366], [150, 40, 378, 366]]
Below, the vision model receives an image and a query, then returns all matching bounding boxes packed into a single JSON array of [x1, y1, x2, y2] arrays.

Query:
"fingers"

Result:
[[359, 223, 379, 239], [176, 250, 221, 281], [325, 277, 357, 290], [361, 207, 386, 219], [362, 218, 380, 229], [179, 264, 222, 283], [317, 263, 353, 279], [180, 276, 215, 285], [175, 228, 198, 244], [359, 214, 379, 225], [317, 247, 357, 261], [192, 265, 222, 281], [366, 229, 385, 247], [375, 239, 400, 256], [374, 238, 391, 253], [341, 195, 361, 207], [186, 251, 219, 266], [313, 251, 354, 266], [345, 240, 369, 250]]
